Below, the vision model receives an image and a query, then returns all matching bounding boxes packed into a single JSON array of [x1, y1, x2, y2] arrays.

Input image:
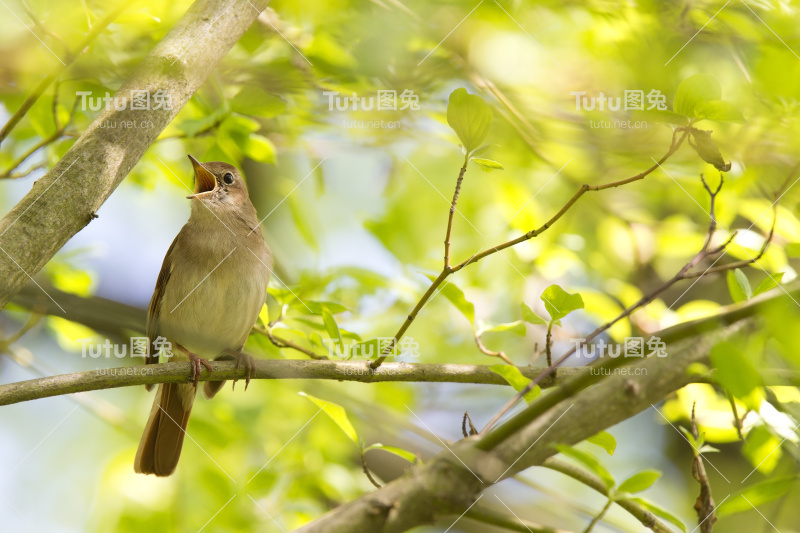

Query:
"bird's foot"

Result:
[[226, 349, 255, 391], [186, 351, 213, 388]]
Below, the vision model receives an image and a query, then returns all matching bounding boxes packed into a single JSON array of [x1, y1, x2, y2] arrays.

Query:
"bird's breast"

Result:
[[158, 233, 271, 359]]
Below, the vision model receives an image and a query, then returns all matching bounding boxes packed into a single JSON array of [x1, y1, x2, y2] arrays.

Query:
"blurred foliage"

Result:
[[3, 0, 800, 532]]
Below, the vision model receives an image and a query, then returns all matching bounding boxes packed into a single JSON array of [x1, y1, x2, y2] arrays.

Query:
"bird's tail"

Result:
[[134, 383, 195, 476]]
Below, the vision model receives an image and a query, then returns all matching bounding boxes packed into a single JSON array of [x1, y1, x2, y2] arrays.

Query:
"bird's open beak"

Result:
[[187, 155, 217, 200]]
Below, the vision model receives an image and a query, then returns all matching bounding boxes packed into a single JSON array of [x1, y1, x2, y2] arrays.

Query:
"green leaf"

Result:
[[541, 285, 584, 321], [678, 426, 704, 451], [321, 307, 343, 349], [299, 392, 358, 444], [258, 303, 269, 326], [674, 73, 722, 117], [364, 443, 416, 463], [727, 269, 752, 303], [709, 340, 762, 404], [478, 321, 526, 336], [471, 158, 504, 172], [716, 476, 799, 517], [241, 134, 276, 164], [694, 100, 745, 123], [587, 431, 617, 455], [689, 129, 731, 172], [786, 243, 800, 258], [446, 88, 493, 153], [554, 444, 616, 489], [742, 426, 782, 475], [617, 470, 661, 494], [521, 303, 547, 325], [424, 274, 475, 324], [752, 272, 784, 297], [489, 364, 541, 402], [630, 498, 687, 532], [230, 86, 286, 117]]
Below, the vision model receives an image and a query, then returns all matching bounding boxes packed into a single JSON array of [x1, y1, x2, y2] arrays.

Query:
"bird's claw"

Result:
[[232, 352, 255, 391], [188, 352, 213, 388]]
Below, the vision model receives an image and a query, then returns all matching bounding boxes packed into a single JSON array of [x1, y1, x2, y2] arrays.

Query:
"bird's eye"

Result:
[[223, 172, 234, 185]]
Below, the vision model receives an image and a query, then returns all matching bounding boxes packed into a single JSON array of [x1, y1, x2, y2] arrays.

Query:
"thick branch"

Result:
[[0, 0, 269, 309], [0, 361, 582, 406], [291, 322, 742, 533]]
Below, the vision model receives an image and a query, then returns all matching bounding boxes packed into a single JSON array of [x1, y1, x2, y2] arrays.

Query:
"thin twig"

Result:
[[480, 160, 785, 435], [444, 159, 469, 269], [690, 404, 717, 533], [253, 325, 329, 360], [583, 499, 613, 533], [475, 331, 514, 365], [370, 128, 690, 371]]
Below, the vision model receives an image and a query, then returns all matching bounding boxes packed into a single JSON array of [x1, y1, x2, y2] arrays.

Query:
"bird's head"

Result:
[[186, 155, 251, 212]]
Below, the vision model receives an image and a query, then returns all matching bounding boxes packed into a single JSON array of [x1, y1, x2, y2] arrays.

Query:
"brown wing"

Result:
[[146, 236, 178, 365]]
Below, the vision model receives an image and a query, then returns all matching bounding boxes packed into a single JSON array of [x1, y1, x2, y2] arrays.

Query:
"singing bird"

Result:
[[134, 156, 272, 476]]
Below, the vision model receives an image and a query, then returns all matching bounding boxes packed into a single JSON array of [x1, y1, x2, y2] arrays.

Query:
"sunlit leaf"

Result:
[[490, 364, 541, 402], [752, 273, 784, 297], [674, 74, 721, 117], [617, 470, 661, 494], [554, 444, 616, 489], [631, 498, 687, 532], [709, 340, 762, 407], [716, 476, 799, 517], [587, 431, 617, 455], [299, 392, 358, 444], [424, 274, 474, 324], [471, 158, 504, 172], [446, 88, 493, 153], [231, 86, 287, 118], [541, 285, 584, 321], [364, 443, 416, 463], [521, 303, 547, 325], [727, 268, 752, 302], [478, 321, 526, 336]]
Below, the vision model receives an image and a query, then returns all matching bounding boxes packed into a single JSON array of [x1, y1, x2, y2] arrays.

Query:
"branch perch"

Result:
[[0, 361, 583, 406]]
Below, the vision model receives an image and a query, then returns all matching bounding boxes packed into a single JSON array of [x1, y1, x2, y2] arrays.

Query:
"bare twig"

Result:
[[480, 161, 784, 435], [690, 404, 717, 533], [475, 331, 514, 365], [583, 499, 613, 533], [370, 128, 690, 371], [444, 159, 469, 269], [253, 325, 329, 360]]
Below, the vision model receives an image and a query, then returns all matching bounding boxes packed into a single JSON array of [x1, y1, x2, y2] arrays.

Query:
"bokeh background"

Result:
[[2, 0, 800, 531]]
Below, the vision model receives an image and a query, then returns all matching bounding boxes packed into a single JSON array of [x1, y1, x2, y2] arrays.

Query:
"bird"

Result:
[[134, 155, 272, 476]]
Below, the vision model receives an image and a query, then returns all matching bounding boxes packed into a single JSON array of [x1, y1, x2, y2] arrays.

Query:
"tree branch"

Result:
[[542, 457, 674, 533], [0, 0, 270, 309], [0, 360, 583, 406], [370, 128, 689, 370], [291, 322, 743, 533]]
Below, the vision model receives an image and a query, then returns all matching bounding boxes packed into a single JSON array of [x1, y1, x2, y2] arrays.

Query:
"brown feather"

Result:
[[134, 383, 194, 477]]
